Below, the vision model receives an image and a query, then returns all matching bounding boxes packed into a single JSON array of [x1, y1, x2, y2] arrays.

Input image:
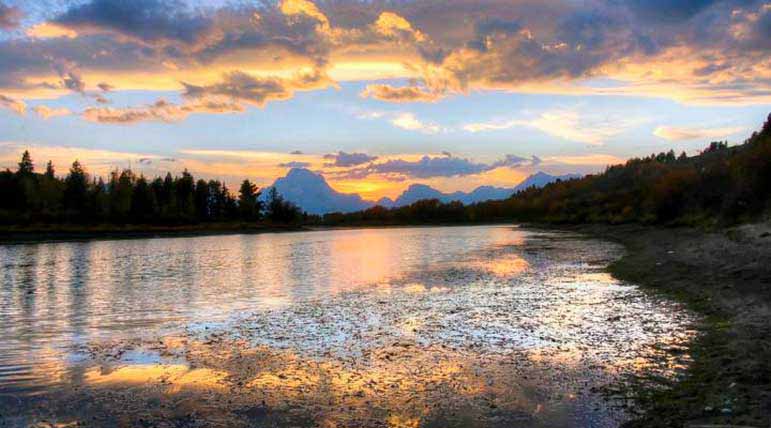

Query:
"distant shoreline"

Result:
[[0, 223, 309, 244], [0, 222, 523, 245]]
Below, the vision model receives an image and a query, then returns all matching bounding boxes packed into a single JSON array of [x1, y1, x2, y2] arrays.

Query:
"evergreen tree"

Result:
[[17, 150, 34, 176], [266, 187, 300, 223], [44, 161, 55, 179], [109, 169, 135, 221], [238, 179, 261, 221], [64, 160, 88, 217], [131, 175, 155, 222], [194, 179, 211, 221], [176, 170, 195, 220]]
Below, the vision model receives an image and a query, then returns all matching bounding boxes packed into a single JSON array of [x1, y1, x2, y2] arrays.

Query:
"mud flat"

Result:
[[556, 223, 771, 427]]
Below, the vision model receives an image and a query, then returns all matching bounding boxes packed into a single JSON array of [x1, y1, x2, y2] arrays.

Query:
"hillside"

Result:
[[321, 114, 771, 226]]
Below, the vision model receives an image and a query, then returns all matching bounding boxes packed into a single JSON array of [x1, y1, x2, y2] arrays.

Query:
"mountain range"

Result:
[[263, 168, 580, 215]]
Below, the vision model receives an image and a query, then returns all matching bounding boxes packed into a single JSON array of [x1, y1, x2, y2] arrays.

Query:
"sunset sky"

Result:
[[0, 0, 769, 200]]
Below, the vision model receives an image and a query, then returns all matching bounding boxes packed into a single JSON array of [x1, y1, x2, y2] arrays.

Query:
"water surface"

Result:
[[0, 225, 695, 427]]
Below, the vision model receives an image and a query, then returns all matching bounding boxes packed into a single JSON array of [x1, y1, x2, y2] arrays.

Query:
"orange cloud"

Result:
[[183, 68, 336, 108], [280, 0, 330, 29], [653, 125, 746, 141], [33, 105, 72, 119], [0, 94, 26, 115], [360, 84, 443, 103], [0, 0, 769, 116], [373, 12, 426, 42], [83, 98, 244, 124], [26, 22, 78, 38]]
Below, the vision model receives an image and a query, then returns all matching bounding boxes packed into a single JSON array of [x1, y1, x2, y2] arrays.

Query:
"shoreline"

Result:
[[545, 223, 771, 427], [0, 222, 515, 245], [0, 223, 309, 244]]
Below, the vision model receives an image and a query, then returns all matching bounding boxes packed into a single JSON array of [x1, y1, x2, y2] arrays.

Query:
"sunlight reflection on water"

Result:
[[0, 225, 696, 427]]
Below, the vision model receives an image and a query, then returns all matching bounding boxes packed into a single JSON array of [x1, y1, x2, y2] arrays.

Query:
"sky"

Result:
[[0, 0, 769, 200]]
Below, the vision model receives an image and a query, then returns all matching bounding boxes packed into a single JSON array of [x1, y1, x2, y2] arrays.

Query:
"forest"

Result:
[[1, 114, 769, 229], [0, 156, 303, 225]]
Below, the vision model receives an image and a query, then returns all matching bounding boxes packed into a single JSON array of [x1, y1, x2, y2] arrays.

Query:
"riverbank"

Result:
[[554, 223, 771, 427], [0, 223, 307, 244]]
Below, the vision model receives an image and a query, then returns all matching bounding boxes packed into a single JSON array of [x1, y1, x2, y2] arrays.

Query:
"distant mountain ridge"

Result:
[[378, 171, 581, 208], [266, 168, 580, 214]]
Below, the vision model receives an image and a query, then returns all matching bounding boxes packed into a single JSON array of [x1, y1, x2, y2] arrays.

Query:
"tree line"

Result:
[[3, 113, 769, 229], [321, 114, 771, 227], [0, 156, 303, 225]]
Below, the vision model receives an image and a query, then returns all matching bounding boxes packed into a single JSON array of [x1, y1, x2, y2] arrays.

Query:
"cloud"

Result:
[[360, 84, 443, 103], [463, 109, 647, 145], [182, 69, 335, 108], [372, 11, 426, 42], [290, 150, 304, 155], [278, 161, 311, 168], [361, 155, 490, 179], [26, 22, 79, 39], [59, 70, 86, 94], [337, 153, 540, 180], [0, 1, 21, 29], [0, 0, 769, 110], [653, 125, 746, 141], [625, 0, 721, 23], [390, 112, 441, 134], [83, 98, 244, 124], [490, 154, 542, 169], [0, 95, 26, 115], [280, 0, 330, 31], [323, 151, 378, 167], [544, 154, 625, 166], [54, 0, 214, 46], [33, 105, 72, 119]]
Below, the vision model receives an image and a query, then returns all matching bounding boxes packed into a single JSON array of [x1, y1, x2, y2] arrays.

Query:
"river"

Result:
[[0, 225, 695, 427]]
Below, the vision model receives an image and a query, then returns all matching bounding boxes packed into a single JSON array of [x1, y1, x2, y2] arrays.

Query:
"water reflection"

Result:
[[0, 226, 696, 427]]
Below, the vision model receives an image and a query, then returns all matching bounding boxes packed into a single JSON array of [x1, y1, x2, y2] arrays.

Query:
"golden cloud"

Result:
[[653, 125, 746, 141], [26, 22, 78, 39], [373, 12, 426, 42], [360, 84, 443, 103], [33, 105, 72, 119], [0, 94, 26, 115], [83, 98, 244, 124], [0, 0, 768, 116]]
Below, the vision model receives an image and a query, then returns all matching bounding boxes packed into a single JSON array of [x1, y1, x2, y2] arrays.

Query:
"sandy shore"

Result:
[[557, 223, 771, 427]]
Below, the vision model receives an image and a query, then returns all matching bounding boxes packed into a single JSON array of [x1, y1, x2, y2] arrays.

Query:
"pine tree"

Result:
[[45, 161, 55, 179], [64, 160, 88, 216], [238, 179, 261, 221], [17, 150, 34, 176]]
